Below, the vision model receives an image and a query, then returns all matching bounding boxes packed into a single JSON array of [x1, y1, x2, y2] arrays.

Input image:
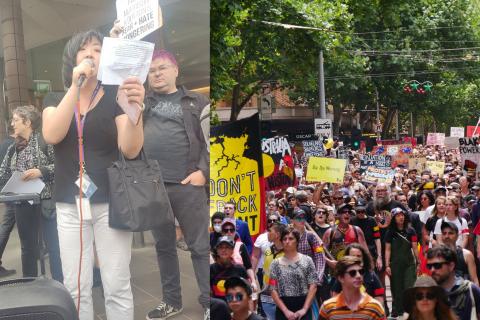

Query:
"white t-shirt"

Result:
[[434, 216, 469, 247], [253, 232, 271, 270]]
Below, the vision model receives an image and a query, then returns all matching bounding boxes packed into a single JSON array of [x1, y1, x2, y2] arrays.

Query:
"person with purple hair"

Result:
[[143, 49, 210, 320]]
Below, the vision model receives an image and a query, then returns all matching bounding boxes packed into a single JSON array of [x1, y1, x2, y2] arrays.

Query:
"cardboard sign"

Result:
[[444, 136, 460, 149], [450, 127, 465, 137], [426, 161, 445, 176], [306, 157, 346, 183], [363, 167, 396, 184], [116, 0, 162, 40], [359, 154, 392, 171], [459, 137, 480, 179], [314, 118, 332, 138], [408, 156, 427, 171], [426, 133, 445, 146]]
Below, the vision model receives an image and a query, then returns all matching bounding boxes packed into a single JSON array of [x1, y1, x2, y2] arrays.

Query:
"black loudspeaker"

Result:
[[0, 278, 77, 319]]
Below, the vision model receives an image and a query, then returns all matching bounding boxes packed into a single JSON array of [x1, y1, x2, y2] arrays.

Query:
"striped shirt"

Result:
[[319, 292, 386, 320]]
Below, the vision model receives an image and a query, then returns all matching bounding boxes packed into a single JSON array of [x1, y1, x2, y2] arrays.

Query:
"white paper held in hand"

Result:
[[97, 37, 154, 85], [1, 171, 45, 194]]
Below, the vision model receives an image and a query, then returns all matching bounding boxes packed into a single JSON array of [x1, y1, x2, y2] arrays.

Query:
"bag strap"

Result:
[[470, 281, 478, 320]]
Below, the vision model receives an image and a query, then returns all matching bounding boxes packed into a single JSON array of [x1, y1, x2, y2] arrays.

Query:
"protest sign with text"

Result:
[[210, 114, 265, 237], [459, 137, 480, 179], [363, 167, 396, 184], [360, 154, 392, 172], [306, 157, 346, 183], [408, 156, 427, 172], [450, 127, 464, 137], [426, 161, 445, 176], [427, 133, 446, 146], [262, 136, 295, 191], [116, 0, 162, 40]]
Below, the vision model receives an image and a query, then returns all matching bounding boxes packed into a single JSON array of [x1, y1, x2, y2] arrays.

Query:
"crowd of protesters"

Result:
[[211, 143, 480, 320]]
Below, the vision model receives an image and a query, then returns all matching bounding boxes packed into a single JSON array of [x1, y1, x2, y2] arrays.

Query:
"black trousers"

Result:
[[15, 203, 40, 277]]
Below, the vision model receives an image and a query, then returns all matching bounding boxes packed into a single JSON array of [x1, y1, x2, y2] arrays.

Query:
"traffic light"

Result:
[[351, 128, 361, 150]]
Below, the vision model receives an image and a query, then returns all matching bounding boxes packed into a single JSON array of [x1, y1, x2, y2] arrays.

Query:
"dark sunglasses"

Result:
[[293, 217, 305, 222], [415, 292, 436, 301], [316, 211, 326, 216], [346, 268, 364, 277], [267, 219, 279, 224], [426, 261, 448, 270], [225, 293, 244, 303], [222, 228, 235, 233]]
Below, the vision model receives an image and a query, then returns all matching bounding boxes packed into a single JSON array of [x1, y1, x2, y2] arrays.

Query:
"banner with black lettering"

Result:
[[262, 136, 295, 191], [210, 113, 265, 237], [459, 137, 480, 179]]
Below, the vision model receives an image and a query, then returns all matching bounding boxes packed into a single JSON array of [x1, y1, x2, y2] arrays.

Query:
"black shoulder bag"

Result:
[[107, 149, 174, 231]]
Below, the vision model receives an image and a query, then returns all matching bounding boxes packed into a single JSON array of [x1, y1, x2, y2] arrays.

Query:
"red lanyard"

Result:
[[73, 82, 101, 172]]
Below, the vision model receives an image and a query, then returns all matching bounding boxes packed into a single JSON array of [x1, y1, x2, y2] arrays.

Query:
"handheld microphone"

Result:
[[77, 58, 95, 87]]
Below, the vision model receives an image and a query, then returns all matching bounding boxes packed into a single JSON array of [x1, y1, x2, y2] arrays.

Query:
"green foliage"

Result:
[[212, 0, 480, 129]]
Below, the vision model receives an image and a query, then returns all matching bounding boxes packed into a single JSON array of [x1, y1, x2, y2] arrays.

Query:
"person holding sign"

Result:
[[42, 30, 145, 320]]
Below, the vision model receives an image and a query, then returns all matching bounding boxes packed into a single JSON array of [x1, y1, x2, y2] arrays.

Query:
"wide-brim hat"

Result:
[[403, 276, 448, 314]]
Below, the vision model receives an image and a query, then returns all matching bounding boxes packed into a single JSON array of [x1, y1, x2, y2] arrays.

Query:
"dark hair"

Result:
[[389, 208, 410, 232], [416, 190, 435, 209], [426, 245, 457, 267], [270, 222, 287, 235], [334, 256, 363, 277], [345, 243, 373, 272], [281, 226, 300, 247], [211, 212, 225, 224], [62, 30, 104, 88], [12, 105, 41, 131]]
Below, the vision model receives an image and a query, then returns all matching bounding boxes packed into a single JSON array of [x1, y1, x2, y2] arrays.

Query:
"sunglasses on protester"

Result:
[[415, 291, 436, 301], [225, 293, 245, 303], [222, 228, 235, 234], [346, 268, 364, 277], [267, 218, 279, 224], [426, 261, 448, 270]]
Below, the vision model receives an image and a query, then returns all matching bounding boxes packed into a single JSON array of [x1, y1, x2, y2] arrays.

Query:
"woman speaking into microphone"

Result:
[[42, 30, 144, 320]]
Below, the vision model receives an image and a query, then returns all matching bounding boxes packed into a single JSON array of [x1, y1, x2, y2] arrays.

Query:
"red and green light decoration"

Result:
[[403, 80, 433, 94]]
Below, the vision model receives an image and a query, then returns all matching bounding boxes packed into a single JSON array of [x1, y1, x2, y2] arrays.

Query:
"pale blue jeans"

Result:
[[57, 202, 133, 320]]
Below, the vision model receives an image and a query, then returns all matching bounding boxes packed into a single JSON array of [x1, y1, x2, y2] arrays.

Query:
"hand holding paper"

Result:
[[117, 77, 145, 124]]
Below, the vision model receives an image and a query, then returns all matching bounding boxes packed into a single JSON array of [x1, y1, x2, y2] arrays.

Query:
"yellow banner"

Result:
[[426, 161, 445, 176], [306, 157, 346, 183], [209, 114, 263, 236]]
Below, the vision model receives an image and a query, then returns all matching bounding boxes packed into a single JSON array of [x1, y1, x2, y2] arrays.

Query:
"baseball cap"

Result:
[[224, 276, 252, 296], [440, 221, 458, 233], [221, 218, 236, 229], [215, 236, 235, 248], [293, 208, 306, 219], [434, 186, 447, 193], [355, 199, 367, 211], [337, 203, 353, 214]]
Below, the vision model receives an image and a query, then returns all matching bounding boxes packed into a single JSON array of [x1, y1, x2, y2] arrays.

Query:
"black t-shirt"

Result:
[[384, 227, 417, 244], [351, 216, 379, 256], [144, 90, 190, 183], [312, 223, 331, 240], [43, 86, 124, 203], [210, 263, 248, 300]]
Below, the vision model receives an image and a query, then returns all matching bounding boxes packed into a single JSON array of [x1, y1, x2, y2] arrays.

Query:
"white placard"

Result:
[[116, 0, 162, 40], [450, 127, 464, 137], [314, 118, 332, 138], [97, 37, 154, 85]]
